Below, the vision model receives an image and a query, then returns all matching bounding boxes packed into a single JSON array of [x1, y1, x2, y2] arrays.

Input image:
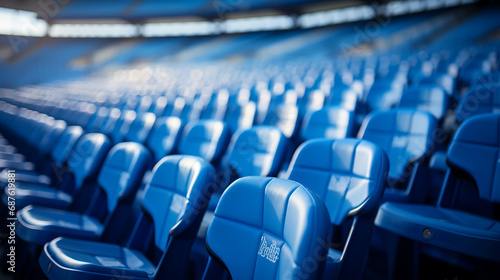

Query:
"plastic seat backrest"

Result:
[[125, 112, 156, 144], [51, 126, 84, 165], [111, 110, 137, 143], [262, 104, 299, 138], [287, 138, 388, 225], [398, 85, 449, 120], [328, 88, 358, 111], [224, 101, 256, 134], [445, 113, 500, 204], [455, 84, 500, 123], [358, 109, 437, 184], [38, 120, 67, 155], [146, 116, 183, 163], [67, 133, 112, 190], [97, 142, 152, 213], [178, 119, 230, 164], [205, 176, 331, 280], [226, 126, 288, 178], [300, 107, 355, 141], [141, 155, 217, 250]]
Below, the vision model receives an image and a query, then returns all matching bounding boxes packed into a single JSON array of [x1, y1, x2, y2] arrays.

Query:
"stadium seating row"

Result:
[[1, 6, 500, 277], [0, 73, 498, 279]]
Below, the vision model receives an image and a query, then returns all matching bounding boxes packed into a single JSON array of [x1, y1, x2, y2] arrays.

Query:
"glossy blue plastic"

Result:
[[16, 142, 151, 245], [286, 138, 389, 280], [203, 176, 331, 280], [178, 119, 231, 164], [398, 85, 449, 120], [146, 116, 183, 162], [225, 126, 288, 178], [39, 155, 217, 280], [375, 113, 500, 265], [125, 112, 156, 144], [455, 83, 500, 123], [300, 107, 355, 141], [358, 109, 438, 201]]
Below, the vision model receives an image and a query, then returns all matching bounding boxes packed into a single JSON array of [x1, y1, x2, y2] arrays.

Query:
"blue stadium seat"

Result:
[[79, 104, 99, 128], [137, 95, 154, 112], [16, 141, 152, 245], [125, 112, 156, 144], [0, 119, 67, 179], [200, 89, 229, 120], [300, 107, 355, 141], [358, 109, 438, 202], [0, 143, 16, 153], [178, 119, 231, 165], [459, 58, 493, 86], [299, 90, 325, 114], [122, 95, 139, 111], [223, 101, 256, 134], [86, 107, 109, 132], [472, 71, 500, 86], [202, 176, 331, 280], [255, 89, 272, 124], [225, 126, 288, 179], [375, 113, 500, 277], [4, 134, 110, 211], [150, 96, 168, 116], [166, 97, 195, 121], [455, 83, 500, 123], [49, 126, 84, 169], [262, 104, 300, 138], [327, 87, 358, 112], [415, 73, 456, 97], [39, 155, 217, 280], [111, 110, 137, 143], [365, 80, 404, 112], [146, 116, 183, 163], [1, 126, 83, 209], [100, 108, 121, 136], [286, 138, 389, 280], [398, 85, 449, 121]]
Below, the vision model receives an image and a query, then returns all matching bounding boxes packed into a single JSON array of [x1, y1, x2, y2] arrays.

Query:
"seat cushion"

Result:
[[0, 169, 51, 185], [375, 202, 500, 262], [0, 152, 25, 161], [17, 205, 103, 245], [3, 184, 72, 209], [0, 159, 34, 172], [40, 237, 155, 280]]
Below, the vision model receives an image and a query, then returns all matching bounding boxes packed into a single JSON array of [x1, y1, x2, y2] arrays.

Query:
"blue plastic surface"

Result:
[[39, 155, 217, 280], [224, 102, 256, 134], [300, 107, 355, 141], [111, 110, 137, 143], [178, 119, 231, 164], [16, 141, 151, 245], [455, 83, 500, 123], [67, 133, 111, 188], [262, 104, 300, 138], [3, 133, 111, 211], [287, 138, 388, 225], [125, 112, 156, 144], [358, 109, 438, 188], [398, 85, 449, 120], [286, 138, 389, 280], [51, 126, 84, 165], [225, 126, 288, 178], [204, 176, 331, 280], [146, 116, 183, 162], [375, 113, 500, 263]]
